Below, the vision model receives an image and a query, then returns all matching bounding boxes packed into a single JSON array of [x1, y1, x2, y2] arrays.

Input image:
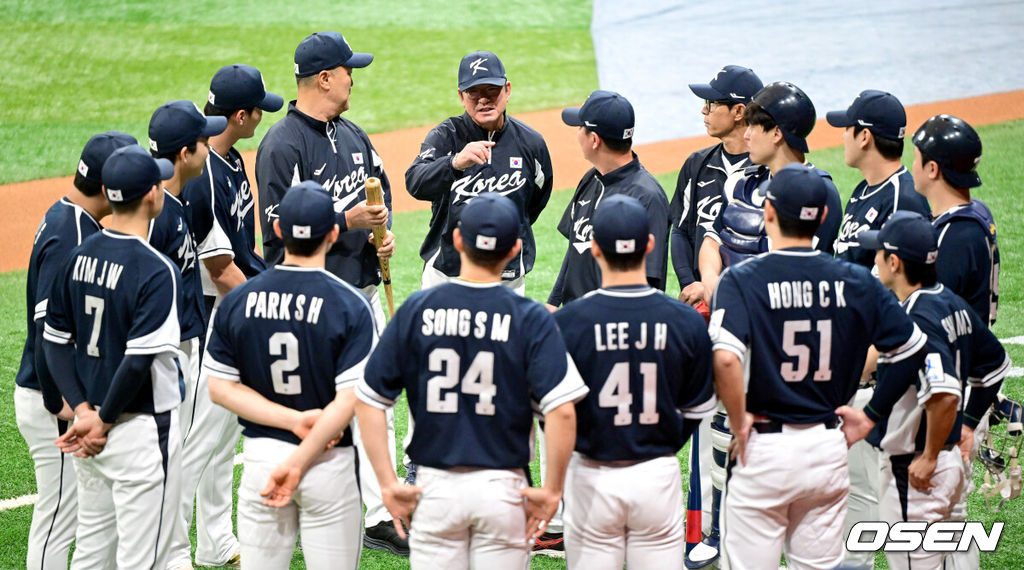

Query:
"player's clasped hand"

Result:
[[260, 463, 303, 508], [679, 282, 707, 306], [369, 230, 396, 259], [519, 486, 560, 543], [835, 405, 875, 448], [289, 408, 323, 441], [345, 201, 389, 230], [452, 141, 495, 171], [55, 408, 109, 457]]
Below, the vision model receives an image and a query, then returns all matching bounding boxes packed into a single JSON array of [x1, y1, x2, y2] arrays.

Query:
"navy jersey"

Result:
[[710, 248, 926, 424], [357, 281, 588, 469], [16, 198, 102, 390], [934, 200, 999, 326], [708, 163, 843, 260], [835, 167, 930, 267], [669, 143, 750, 286], [43, 230, 183, 415], [548, 156, 670, 306], [406, 112, 553, 280], [183, 146, 267, 298], [256, 102, 392, 288], [149, 190, 206, 341], [203, 266, 377, 445], [871, 284, 1009, 455], [555, 286, 717, 461]]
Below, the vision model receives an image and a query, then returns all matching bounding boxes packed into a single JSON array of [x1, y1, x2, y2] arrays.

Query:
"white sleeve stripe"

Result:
[[205, 367, 241, 383], [918, 380, 962, 405], [877, 324, 926, 364], [196, 247, 235, 260], [124, 343, 179, 355], [681, 394, 718, 419], [33, 299, 48, 321], [969, 356, 1011, 387], [356, 380, 395, 410], [335, 375, 358, 390], [537, 354, 589, 415], [42, 323, 72, 343], [203, 357, 240, 380], [712, 343, 746, 361], [710, 327, 745, 355]]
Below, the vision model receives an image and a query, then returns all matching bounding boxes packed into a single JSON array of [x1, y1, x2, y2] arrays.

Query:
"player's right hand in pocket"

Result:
[[728, 412, 753, 466]]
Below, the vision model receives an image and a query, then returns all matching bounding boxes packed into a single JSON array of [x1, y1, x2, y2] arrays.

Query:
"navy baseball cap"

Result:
[[278, 181, 336, 241], [102, 145, 174, 204], [859, 211, 938, 264], [689, 65, 764, 105], [77, 131, 138, 185], [913, 114, 983, 189], [149, 100, 227, 155], [458, 51, 507, 91], [208, 64, 284, 112], [562, 90, 635, 141], [826, 90, 907, 140], [592, 194, 650, 256], [294, 31, 373, 78], [458, 193, 519, 255], [765, 163, 828, 222]]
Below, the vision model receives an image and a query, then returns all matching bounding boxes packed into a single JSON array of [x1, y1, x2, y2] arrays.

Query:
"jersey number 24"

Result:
[[425, 348, 496, 416]]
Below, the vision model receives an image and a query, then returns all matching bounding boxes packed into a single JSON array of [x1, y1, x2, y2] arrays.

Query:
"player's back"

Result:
[[712, 248, 920, 423], [556, 286, 716, 461], [46, 229, 182, 414], [366, 281, 582, 469], [204, 265, 376, 445]]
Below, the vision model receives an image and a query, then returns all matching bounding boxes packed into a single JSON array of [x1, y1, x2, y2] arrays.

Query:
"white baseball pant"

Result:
[[879, 448, 964, 570], [721, 423, 849, 570], [842, 386, 881, 569], [15, 385, 78, 570], [564, 453, 684, 569], [168, 336, 240, 569], [944, 405, 990, 570], [71, 410, 182, 570], [237, 437, 362, 570], [410, 466, 530, 569]]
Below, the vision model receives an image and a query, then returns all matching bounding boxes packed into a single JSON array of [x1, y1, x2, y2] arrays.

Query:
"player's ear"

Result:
[[273, 219, 283, 239], [589, 239, 603, 260], [860, 129, 872, 151], [731, 103, 746, 122], [819, 205, 829, 225], [771, 126, 784, 145], [234, 109, 247, 127], [324, 224, 340, 248], [452, 228, 464, 253], [645, 234, 655, 255], [763, 200, 777, 224]]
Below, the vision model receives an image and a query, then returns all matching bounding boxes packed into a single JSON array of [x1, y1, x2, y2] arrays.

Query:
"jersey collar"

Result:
[[60, 197, 102, 230], [462, 111, 509, 142], [596, 153, 642, 186], [593, 284, 657, 298]]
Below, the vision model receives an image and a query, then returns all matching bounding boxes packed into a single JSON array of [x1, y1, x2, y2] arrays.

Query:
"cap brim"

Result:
[[859, 229, 883, 251], [688, 83, 725, 101], [202, 116, 228, 138], [943, 169, 983, 189], [259, 91, 285, 112], [825, 110, 855, 128], [155, 158, 175, 181], [561, 107, 583, 127], [345, 52, 374, 69], [460, 77, 507, 91]]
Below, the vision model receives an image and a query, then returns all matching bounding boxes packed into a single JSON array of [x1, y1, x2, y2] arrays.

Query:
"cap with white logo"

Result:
[[859, 211, 938, 264], [277, 181, 337, 242], [457, 192, 519, 256], [592, 194, 650, 259], [458, 50, 507, 91], [826, 90, 907, 141], [562, 90, 636, 142]]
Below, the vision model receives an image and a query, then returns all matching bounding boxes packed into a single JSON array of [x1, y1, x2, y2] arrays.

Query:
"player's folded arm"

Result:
[[98, 354, 156, 424]]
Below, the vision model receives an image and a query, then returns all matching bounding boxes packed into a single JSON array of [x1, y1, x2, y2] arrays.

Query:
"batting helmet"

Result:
[[751, 82, 816, 153], [913, 114, 982, 189]]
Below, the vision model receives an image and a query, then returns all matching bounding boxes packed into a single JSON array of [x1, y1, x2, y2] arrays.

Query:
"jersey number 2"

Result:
[[269, 332, 301, 395], [599, 361, 659, 426], [425, 348, 496, 416]]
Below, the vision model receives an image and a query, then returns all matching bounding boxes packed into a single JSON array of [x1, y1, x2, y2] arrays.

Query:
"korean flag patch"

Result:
[[476, 235, 497, 251], [615, 239, 636, 254], [78, 159, 89, 177], [865, 207, 878, 223], [352, 152, 364, 165], [293, 225, 311, 239], [510, 157, 522, 169]]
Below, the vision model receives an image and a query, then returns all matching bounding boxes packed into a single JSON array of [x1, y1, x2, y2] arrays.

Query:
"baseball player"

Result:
[[204, 182, 376, 569], [827, 90, 930, 267], [254, 30, 404, 553], [548, 90, 670, 308], [354, 193, 588, 569], [911, 114, 999, 570], [837, 211, 1009, 570], [824, 89, 931, 568], [671, 65, 763, 305], [42, 145, 183, 568], [406, 50, 553, 294], [554, 194, 717, 568], [668, 65, 762, 568], [709, 164, 926, 569], [696, 82, 843, 300], [169, 66, 283, 569], [15, 130, 136, 570]]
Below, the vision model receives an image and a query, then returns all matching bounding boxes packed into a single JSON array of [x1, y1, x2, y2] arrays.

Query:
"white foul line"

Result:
[[0, 494, 39, 511]]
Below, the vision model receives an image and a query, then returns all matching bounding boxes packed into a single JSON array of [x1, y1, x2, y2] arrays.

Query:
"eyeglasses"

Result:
[[703, 99, 733, 112], [463, 85, 505, 101]]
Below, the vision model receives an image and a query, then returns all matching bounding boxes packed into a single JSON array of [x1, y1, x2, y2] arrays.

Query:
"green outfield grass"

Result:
[[0, 0, 596, 184], [2, 119, 1023, 568]]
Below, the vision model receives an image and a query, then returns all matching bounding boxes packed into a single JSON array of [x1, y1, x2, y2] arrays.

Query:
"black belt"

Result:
[[752, 417, 840, 434]]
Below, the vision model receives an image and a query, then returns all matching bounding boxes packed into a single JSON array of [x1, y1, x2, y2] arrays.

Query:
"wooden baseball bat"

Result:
[[364, 177, 395, 318]]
